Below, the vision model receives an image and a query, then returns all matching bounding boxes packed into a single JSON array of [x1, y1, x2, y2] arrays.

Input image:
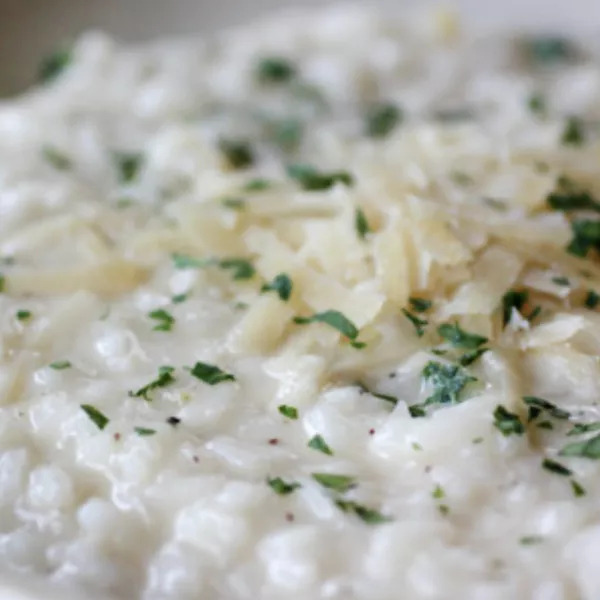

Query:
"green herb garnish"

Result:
[[188, 362, 235, 385], [365, 103, 402, 138], [542, 458, 572, 476], [432, 484, 445, 499], [0, 274, 4, 293], [355, 207, 371, 240], [458, 347, 489, 367], [356, 382, 398, 406], [561, 116, 585, 146], [437, 323, 488, 349], [148, 309, 175, 332], [547, 181, 600, 212], [421, 361, 476, 406], [278, 404, 298, 420], [42, 146, 72, 170], [172, 253, 213, 269], [134, 427, 156, 436], [287, 164, 354, 191], [523, 396, 570, 421], [257, 57, 297, 83], [172, 293, 188, 304], [267, 476, 301, 495], [552, 276, 570, 286], [38, 46, 72, 83], [571, 480, 586, 497], [409, 297, 432, 313], [261, 273, 293, 301], [307, 434, 333, 455], [560, 433, 600, 459], [525, 36, 574, 64], [402, 309, 427, 337], [493, 405, 525, 436], [220, 258, 255, 280], [16, 310, 32, 321], [114, 152, 143, 183], [269, 118, 303, 152], [567, 422, 600, 436], [585, 290, 600, 309], [334, 499, 391, 524], [520, 535, 544, 545], [567, 219, 600, 257], [221, 197, 246, 210], [527, 92, 547, 116], [293, 310, 365, 348], [81, 404, 109, 430], [130, 366, 176, 401], [312, 473, 356, 493], [49, 360, 71, 370], [219, 139, 254, 169], [243, 178, 271, 192]]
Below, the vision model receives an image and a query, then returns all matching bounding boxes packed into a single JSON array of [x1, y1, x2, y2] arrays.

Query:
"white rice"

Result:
[[1, 5, 600, 599]]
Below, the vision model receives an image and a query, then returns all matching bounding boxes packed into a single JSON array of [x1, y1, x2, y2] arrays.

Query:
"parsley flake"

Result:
[[134, 427, 156, 437], [409, 297, 432, 313], [243, 178, 271, 192], [334, 499, 391, 524], [267, 476, 301, 495], [278, 405, 298, 420], [16, 310, 32, 322], [567, 422, 600, 436], [49, 360, 71, 370], [130, 366, 176, 401], [421, 361, 476, 407], [547, 179, 600, 212], [287, 164, 354, 191], [437, 323, 488, 349], [114, 152, 143, 183], [520, 535, 544, 546], [293, 310, 365, 348], [38, 46, 72, 83], [81, 404, 109, 430], [365, 102, 402, 138], [42, 146, 72, 170], [307, 434, 333, 455], [523, 396, 570, 421], [0, 274, 4, 293], [402, 309, 427, 337], [355, 207, 371, 240], [221, 197, 246, 210], [261, 273, 293, 301], [552, 276, 570, 287], [188, 362, 235, 385], [527, 92, 547, 116], [219, 139, 254, 170], [571, 480, 586, 497], [560, 433, 600, 459], [312, 473, 356, 493], [256, 57, 297, 83], [269, 118, 303, 152], [148, 309, 175, 332], [585, 290, 600, 309], [567, 219, 600, 257], [219, 258, 255, 280], [524, 36, 574, 64], [502, 289, 529, 326], [172, 253, 212, 269], [562, 116, 585, 146], [542, 458, 572, 476], [172, 293, 188, 304], [458, 347, 489, 367], [493, 405, 525, 436]]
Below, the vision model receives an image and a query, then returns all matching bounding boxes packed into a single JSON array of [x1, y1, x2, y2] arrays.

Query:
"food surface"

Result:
[[2, 6, 600, 599]]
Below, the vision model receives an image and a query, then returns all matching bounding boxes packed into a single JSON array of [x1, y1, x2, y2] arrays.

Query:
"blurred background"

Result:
[[1, 0, 600, 97]]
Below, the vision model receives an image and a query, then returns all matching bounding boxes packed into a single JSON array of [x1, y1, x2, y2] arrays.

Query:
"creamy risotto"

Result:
[[2, 6, 600, 599]]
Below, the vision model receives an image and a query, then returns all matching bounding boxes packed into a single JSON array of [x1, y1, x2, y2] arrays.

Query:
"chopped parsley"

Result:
[[256, 57, 297, 83], [561, 116, 585, 146], [458, 347, 488, 367], [432, 484, 445, 499], [356, 382, 398, 406], [560, 432, 600, 459], [307, 434, 333, 455], [421, 361, 476, 407], [547, 179, 600, 212], [365, 102, 402, 138], [81, 404, 109, 430], [409, 297, 432, 313], [493, 405, 525, 436], [49, 360, 71, 370], [312, 473, 356, 493], [221, 197, 246, 210], [0, 274, 4, 292], [355, 207, 371, 240], [130, 366, 176, 401], [287, 164, 354, 191], [114, 152, 143, 183], [148, 309, 175, 332], [134, 427, 156, 437], [172, 293, 188, 304], [520, 535, 544, 546], [542, 458, 572, 476], [334, 499, 391, 524], [188, 362, 235, 385], [278, 404, 298, 420], [552, 276, 570, 286], [172, 253, 211, 269], [523, 396, 570, 421], [219, 258, 255, 280], [567, 219, 600, 257], [16, 310, 32, 322], [527, 92, 547, 116], [293, 310, 365, 348], [38, 46, 72, 83], [166, 416, 181, 427], [219, 139, 254, 169], [502, 289, 529, 326], [269, 118, 303, 152], [243, 178, 271, 192], [567, 421, 600, 436], [585, 290, 600, 309], [437, 323, 488, 349], [524, 36, 574, 64], [267, 476, 301, 495], [402, 309, 427, 337], [571, 480, 586, 497], [42, 146, 72, 170], [261, 273, 293, 301]]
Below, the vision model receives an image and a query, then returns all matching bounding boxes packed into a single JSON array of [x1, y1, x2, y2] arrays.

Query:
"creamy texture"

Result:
[[2, 6, 600, 600]]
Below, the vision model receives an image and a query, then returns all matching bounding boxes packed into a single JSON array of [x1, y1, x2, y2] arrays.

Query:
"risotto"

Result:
[[2, 5, 600, 599]]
